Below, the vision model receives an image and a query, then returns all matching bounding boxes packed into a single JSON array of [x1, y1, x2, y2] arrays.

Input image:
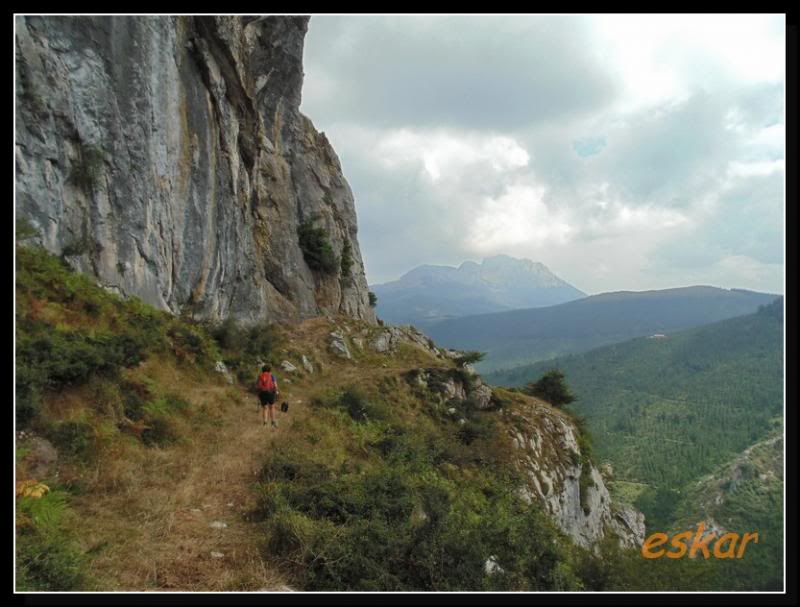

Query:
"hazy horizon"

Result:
[[366, 252, 784, 297], [300, 14, 785, 295]]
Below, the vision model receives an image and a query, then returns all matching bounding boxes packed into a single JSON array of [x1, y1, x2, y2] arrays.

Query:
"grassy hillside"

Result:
[[488, 304, 784, 591], [670, 433, 783, 591], [18, 243, 781, 591], [487, 304, 783, 493], [13, 243, 607, 591], [427, 286, 778, 372]]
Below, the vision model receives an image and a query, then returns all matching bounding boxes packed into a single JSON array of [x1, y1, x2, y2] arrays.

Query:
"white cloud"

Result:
[[591, 14, 785, 112], [727, 159, 785, 179], [375, 129, 529, 182], [467, 184, 572, 252]]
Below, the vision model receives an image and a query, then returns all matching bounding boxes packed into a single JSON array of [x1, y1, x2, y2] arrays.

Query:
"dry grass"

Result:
[[42, 315, 464, 591]]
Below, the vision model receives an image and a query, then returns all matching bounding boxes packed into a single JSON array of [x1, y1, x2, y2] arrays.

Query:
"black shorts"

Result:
[[259, 390, 277, 406]]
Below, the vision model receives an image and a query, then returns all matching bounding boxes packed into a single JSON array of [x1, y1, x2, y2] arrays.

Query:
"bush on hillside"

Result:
[[523, 369, 575, 407], [453, 351, 485, 367], [16, 491, 91, 590]]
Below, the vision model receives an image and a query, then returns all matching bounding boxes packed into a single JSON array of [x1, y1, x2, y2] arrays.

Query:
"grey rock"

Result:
[[329, 334, 351, 359], [368, 331, 392, 353], [484, 556, 504, 576], [214, 360, 234, 384], [508, 406, 645, 550], [280, 360, 297, 373], [21, 437, 58, 479], [469, 384, 493, 410], [15, 16, 377, 326], [301, 354, 314, 373], [210, 551, 225, 558], [209, 521, 227, 529]]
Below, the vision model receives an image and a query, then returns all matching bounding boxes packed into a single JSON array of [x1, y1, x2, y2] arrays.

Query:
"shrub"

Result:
[[368, 291, 378, 308], [297, 219, 338, 274], [340, 240, 353, 279], [523, 369, 575, 407], [453, 351, 485, 367], [16, 217, 40, 242], [61, 235, 94, 259], [456, 420, 491, 445], [141, 416, 180, 447], [338, 387, 391, 423], [16, 491, 90, 590], [120, 381, 149, 420], [69, 143, 105, 192], [46, 420, 94, 459]]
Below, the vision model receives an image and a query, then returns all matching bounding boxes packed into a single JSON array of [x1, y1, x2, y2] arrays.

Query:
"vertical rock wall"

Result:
[[15, 15, 376, 324]]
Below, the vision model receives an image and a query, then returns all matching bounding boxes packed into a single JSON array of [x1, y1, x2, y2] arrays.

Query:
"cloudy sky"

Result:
[[299, 14, 785, 294]]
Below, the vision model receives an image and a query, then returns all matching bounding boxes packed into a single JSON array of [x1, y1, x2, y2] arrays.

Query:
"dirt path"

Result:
[[64, 317, 446, 591], [69, 373, 305, 591]]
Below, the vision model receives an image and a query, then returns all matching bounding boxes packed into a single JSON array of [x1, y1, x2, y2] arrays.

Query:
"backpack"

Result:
[[257, 371, 275, 392], [280, 401, 289, 413]]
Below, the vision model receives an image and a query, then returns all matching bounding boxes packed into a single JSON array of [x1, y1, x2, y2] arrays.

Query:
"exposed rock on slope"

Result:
[[16, 15, 375, 324], [409, 368, 645, 549], [507, 404, 645, 549]]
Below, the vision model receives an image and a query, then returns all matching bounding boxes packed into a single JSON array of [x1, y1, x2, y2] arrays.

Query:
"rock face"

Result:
[[407, 364, 644, 549], [15, 16, 376, 325], [508, 404, 645, 550]]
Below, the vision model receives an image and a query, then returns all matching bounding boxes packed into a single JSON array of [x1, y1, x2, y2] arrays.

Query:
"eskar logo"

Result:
[[641, 522, 758, 559]]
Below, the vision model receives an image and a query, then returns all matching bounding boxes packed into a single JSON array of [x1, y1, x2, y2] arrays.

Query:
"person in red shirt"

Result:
[[256, 365, 280, 429]]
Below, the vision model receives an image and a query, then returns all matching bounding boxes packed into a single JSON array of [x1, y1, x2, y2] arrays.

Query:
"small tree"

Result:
[[297, 218, 338, 274], [368, 291, 378, 308], [523, 369, 575, 407], [453, 351, 485, 367]]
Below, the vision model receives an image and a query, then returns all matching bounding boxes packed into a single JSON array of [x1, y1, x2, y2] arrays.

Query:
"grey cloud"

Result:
[[302, 15, 620, 131], [301, 16, 784, 293]]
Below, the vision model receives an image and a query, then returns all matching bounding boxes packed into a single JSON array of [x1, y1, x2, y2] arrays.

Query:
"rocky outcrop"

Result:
[[406, 364, 644, 549], [368, 325, 444, 357], [508, 404, 645, 550], [15, 16, 376, 325], [407, 367, 498, 410]]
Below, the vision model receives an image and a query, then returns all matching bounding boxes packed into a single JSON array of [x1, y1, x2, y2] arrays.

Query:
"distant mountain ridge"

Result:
[[370, 255, 585, 326], [427, 285, 780, 372]]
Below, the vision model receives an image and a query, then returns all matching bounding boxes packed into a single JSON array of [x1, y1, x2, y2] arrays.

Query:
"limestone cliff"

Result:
[[15, 15, 376, 324], [405, 358, 646, 550]]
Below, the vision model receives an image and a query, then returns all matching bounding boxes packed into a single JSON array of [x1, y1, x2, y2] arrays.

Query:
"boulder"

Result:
[[214, 360, 234, 384], [469, 384, 494, 409], [280, 360, 298, 373], [329, 333, 351, 359]]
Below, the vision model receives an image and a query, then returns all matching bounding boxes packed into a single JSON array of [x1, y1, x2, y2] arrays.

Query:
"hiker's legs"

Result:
[[267, 404, 275, 423], [261, 404, 268, 424]]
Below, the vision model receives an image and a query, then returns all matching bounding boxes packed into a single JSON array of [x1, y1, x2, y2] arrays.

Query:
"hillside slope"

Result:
[[371, 255, 584, 327], [489, 303, 783, 534], [430, 286, 779, 371], [15, 244, 644, 591]]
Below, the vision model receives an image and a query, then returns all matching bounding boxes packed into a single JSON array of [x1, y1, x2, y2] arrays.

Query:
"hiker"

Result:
[[256, 365, 280, 429]]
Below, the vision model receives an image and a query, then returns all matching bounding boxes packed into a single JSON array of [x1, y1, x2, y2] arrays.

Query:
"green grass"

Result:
[[254, 384, 587, 591], [16, 490, 92, 590]]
